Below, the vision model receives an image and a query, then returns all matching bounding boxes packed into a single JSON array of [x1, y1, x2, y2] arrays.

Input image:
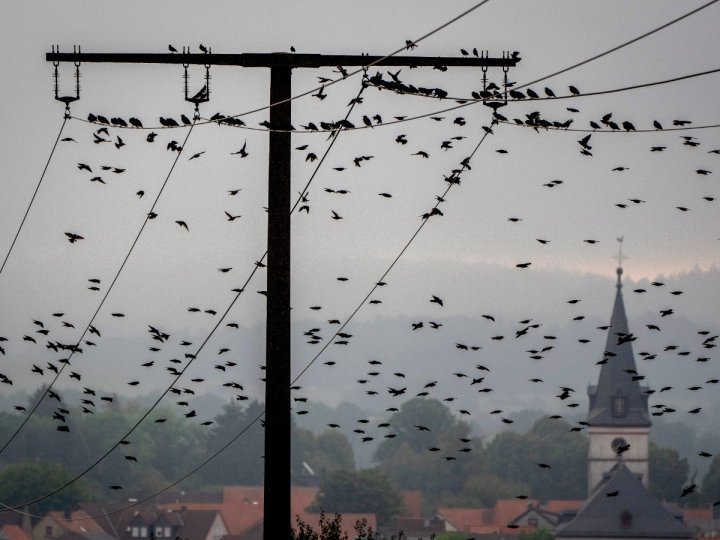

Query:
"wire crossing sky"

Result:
[[0, 0, 718, 518]]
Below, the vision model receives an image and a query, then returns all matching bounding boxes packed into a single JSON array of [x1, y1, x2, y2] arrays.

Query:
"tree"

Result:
[[701, 453, 720, 504], [373, 398, 474, 508], [436, 533, 468, 540], [519, 528, 554, 540], [293, 428, 355, 481], [0, 460, 89, 517], [290, 511, 376, 540], [486, 417, 587, 499], [442, 473, 530, 507], [312, 469, 404, 526], [198, 400, 265, 486], [374, 398, 470, 461], [649, 442, 688, 502], [314, 430, 355, 472]]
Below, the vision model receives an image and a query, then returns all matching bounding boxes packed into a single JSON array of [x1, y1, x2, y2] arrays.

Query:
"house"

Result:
[[556, 463, 692, 540], [0, 524, 31, 540], [77, 504, 227, 540], [382, 515, 446, 539], [0, 509, 30, 540], [158, 486, 376, 539], [681, 507, 719, 537], [401, 491, 423, 519], [32, 510, 114, 540], [437, 499, 584, 535]]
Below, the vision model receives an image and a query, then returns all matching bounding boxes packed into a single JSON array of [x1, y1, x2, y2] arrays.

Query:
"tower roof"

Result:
[[556, 462, 692, 538], [587, 267, 651, 427]]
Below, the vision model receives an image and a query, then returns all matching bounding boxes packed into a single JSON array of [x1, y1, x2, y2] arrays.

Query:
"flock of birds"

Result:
[[0, 58, 718, 509]]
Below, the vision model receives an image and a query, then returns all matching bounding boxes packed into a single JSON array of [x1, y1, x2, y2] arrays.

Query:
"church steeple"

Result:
[[587, 266, 650, 428], [586, 257, 652, 494]]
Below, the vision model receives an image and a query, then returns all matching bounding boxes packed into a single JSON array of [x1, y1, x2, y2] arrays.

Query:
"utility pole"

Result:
[[46, 48, 518, 539]]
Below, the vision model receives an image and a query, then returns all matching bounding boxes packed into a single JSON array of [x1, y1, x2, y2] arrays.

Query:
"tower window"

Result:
[[612, 395, 627, 417], [620, 510, 633, 528]]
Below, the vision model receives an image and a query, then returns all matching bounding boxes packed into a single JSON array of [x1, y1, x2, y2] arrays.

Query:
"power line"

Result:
[[292, 119, 497, 384], [199, 65, 720, 135], [64, 0, 494, 132], [0, 85, 367, 513], [364, 66, 720, 107], [0, 117, 67, 277], [514, 0, 720, 92], [0, 121, 197, 458], [94, 0, 718, 134], [498, 120, 720, 134], [9, 0, 716, 511], [0, 103, 496, 520]]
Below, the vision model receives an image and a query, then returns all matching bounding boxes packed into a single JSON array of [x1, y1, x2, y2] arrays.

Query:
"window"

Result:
[[612, 395, 627, 417], [620, 510, 633, 528], [164, 528, 171, 537], [528, 517, 538, 528], [132, 527, 139, 538], [140, 527, 148, 538], [155, 527, 163, 538], [45, 526, 53, 538]]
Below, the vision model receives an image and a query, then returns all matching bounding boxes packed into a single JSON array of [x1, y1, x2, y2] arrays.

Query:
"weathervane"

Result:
[[615, 236, 628, 286], [616, 236, 627, 268]]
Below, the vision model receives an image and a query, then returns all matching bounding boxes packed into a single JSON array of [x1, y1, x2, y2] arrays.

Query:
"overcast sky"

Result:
[[0, 1, 718, 465]]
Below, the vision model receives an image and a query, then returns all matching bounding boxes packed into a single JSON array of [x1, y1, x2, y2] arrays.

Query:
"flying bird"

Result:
[[231, 141, 249, 157], [65, 232, 84, 243]]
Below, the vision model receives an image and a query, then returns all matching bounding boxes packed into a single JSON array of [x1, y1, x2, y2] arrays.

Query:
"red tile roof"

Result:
[[1, 524, 31, 540], [159, 486, 377, 538], [401, 491, 423, 518], [439, 499, 585, 534], [45, 511, 108, 535], [682, 507, 712, 520]]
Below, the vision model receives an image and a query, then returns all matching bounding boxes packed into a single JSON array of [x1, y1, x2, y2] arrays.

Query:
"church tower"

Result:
[[586, 265, 651, 495]]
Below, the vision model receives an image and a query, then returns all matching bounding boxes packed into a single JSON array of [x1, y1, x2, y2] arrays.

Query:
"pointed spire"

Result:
[[587, 263, 650, 427]]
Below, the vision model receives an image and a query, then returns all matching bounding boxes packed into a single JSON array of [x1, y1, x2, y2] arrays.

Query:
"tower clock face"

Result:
[[611, 437, 629, 453]]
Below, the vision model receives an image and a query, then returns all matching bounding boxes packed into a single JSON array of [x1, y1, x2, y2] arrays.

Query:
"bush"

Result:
[[290, 511, 376, 540]]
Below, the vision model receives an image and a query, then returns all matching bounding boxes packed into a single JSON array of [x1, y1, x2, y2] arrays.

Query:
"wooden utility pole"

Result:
[[46, 49, 518, 540]]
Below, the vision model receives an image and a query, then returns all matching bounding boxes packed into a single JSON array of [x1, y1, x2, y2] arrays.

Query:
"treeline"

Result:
[[0, 395, 717, 523]]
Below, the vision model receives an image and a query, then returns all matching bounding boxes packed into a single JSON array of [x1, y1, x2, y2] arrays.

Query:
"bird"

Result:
[[231, 141, 249, 157], [65, 232, 84, 243], [175, 220, 189, 231]]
